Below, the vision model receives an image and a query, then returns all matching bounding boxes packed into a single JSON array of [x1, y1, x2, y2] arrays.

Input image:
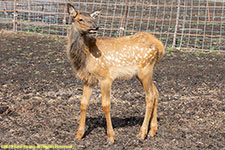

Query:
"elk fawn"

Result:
[[66, 4, 165, 144]]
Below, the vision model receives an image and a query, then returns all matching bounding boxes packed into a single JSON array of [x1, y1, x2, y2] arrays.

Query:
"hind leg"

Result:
[[137, 67, 155, 140], [149, 83, 158, 137]]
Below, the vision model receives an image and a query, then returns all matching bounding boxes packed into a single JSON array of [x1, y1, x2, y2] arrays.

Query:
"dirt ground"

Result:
[[0, 31, 224, 150]]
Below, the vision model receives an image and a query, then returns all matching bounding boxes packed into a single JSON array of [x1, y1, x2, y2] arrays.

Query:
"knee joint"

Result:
[[102, 103, 110, 112], [80, 102, 88, 111]]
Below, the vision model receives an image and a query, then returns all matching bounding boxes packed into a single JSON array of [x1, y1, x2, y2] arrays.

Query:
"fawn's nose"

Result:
[[91, 22, 99, 30], [94, 26, 99, 30]]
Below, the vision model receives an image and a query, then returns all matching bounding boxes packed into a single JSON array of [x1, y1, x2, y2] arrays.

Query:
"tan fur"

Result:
[[66, 4, 165, 144]]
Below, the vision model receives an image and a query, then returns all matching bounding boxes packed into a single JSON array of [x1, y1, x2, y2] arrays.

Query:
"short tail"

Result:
[[156, 40, 165, 63]]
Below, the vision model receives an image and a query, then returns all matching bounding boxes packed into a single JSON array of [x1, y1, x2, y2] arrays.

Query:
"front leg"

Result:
[[76, 84, 92, 140], [100, 79, 115, 144]]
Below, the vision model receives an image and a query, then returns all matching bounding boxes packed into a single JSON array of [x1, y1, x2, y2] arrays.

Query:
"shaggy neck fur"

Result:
[[67, 24, 98, 86], [67, 25, 87, 71]]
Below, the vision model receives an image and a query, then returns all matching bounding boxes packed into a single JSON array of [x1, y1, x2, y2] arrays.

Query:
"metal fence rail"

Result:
[[0, 0, 224, 52]]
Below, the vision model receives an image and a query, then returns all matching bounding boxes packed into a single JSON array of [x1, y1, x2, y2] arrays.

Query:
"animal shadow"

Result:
[[83, 116, 144, 138]]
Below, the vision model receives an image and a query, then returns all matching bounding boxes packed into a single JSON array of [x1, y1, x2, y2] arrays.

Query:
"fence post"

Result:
[[3, 0, 7, 15], [119, 0, 128, 37], [67, 1, 72, 36], [28, 0, 31, 22], [13, 0, 17, 32], [206, 0, 210, 22], [172, 0, 181, 48], [63, 1, 67, 25]]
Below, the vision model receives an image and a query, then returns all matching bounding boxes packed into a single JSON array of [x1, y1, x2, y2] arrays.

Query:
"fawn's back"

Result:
[[86, 32, 164, 80]]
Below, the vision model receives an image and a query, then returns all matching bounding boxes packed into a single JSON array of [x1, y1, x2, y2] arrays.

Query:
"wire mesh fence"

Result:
[[0, 0, 225, 52]]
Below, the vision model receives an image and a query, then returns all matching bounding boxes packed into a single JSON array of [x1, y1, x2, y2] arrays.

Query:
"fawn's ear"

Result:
[[67, 3, 78, 17], [90, 10, 101, 19]]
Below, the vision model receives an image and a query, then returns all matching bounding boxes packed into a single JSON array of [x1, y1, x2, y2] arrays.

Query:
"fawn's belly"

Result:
[[109, 65, 138, 80]]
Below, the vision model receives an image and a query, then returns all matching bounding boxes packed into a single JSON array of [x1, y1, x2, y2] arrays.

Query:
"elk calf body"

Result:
[[66, 4, 165, 144]]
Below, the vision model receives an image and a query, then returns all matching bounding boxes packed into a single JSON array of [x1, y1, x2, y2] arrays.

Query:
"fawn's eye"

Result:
[[78, 19, 84, 22]]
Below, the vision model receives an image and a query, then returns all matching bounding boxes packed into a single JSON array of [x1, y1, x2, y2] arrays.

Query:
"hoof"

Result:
[[75, 134, 83, 140], [149, 128, 157, 137], [76, 130, 85, 140], [137, 129, 147, 140], [107, 141, 113, 146], [136, 136, 144, 143], [107, 137, 114, 145]]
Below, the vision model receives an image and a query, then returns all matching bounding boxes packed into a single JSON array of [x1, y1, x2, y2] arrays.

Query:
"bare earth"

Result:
[[0, 31, 224, 150]]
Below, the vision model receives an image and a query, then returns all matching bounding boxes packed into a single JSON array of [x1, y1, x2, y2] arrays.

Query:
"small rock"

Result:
[[0, 106, 9, 114]]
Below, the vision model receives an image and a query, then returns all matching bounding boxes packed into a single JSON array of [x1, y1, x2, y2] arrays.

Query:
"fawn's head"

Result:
[[67, 4, 100, 34]]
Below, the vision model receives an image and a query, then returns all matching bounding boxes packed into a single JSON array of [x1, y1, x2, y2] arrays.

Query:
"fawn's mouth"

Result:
[[88, 27, 99, 33], [88, 30, 97, 34]]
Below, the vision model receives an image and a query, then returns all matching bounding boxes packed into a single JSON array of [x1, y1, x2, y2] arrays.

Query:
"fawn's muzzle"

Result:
[[88, 26, 99, 33]]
